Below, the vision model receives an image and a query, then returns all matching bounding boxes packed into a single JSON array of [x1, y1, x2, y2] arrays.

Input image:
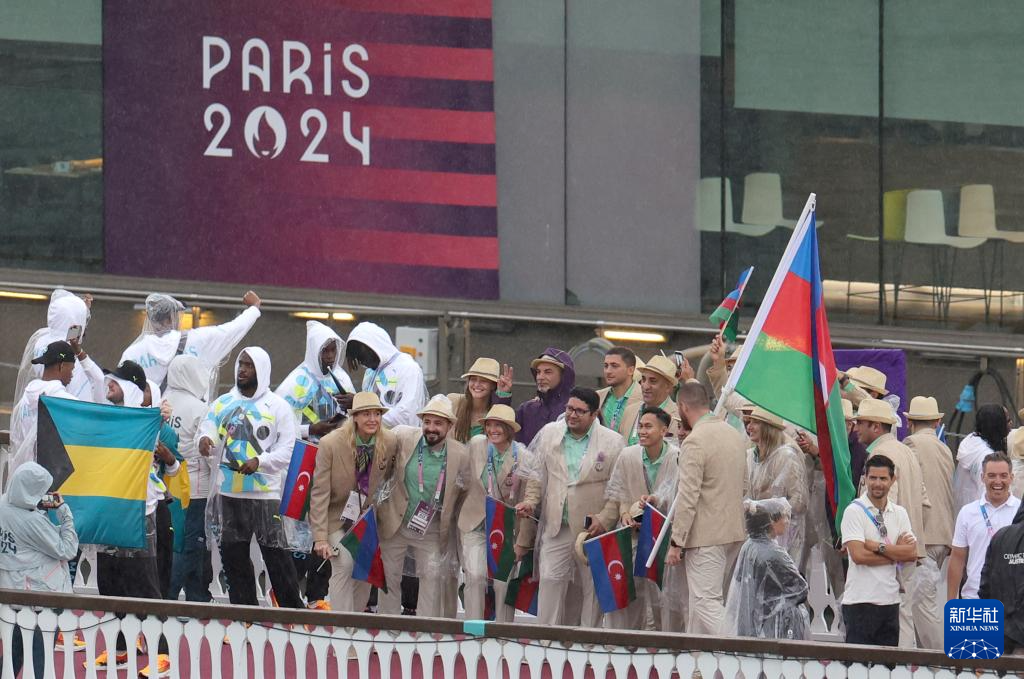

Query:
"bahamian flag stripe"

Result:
[[60, 446, 150, 500]]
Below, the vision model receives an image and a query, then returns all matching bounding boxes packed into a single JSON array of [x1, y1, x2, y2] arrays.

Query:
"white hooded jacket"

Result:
[[120, 304, 261, 389], [347, 322, 427, 428], [0, 463, 78, 593], [166, 355, 213, 497], [8, 379, 79, 475], [276, 321, 355, 441], [14, 289, 105, 404], [198, 347, 297, 500]]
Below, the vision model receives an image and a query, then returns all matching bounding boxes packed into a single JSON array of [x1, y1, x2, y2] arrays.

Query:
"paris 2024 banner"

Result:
[[103, 0, 498, 299]]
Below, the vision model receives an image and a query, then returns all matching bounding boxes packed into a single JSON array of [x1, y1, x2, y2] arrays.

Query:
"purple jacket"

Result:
[[515, 347, 576, 444]]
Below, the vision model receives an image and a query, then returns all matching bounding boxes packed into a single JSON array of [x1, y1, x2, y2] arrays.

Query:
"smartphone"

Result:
[[37, 493, 56, 509], [66, 325, 82, 342], [584, 515, 593, 530], [671, 351, 684, 368]]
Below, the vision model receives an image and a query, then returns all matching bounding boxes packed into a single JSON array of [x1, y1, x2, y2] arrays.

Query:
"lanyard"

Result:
[[487, 443, 518, 498], [609, 388, 630, 430], [853, 500, 891, 545], [980, 504, 995, 537], [417, 440, 447, 505], [368, 353, 400, 395]]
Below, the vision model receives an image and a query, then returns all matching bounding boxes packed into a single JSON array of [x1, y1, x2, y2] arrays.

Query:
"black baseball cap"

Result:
[[113, 360, 148, 391], [31, 341, 76, 367]]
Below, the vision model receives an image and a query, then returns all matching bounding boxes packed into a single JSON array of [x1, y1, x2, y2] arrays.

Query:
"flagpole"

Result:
[[714, 194, 816, 413], [645, 494, 677, 569]]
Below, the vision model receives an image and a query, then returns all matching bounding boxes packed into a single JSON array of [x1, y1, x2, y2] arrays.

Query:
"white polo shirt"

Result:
[[952, 494, 1021, 598], [841, 495, 915, 606]]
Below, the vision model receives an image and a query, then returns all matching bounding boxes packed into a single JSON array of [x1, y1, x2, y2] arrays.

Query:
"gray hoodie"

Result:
[[0, 463, 78, 592], [166, 355, 213, 497]]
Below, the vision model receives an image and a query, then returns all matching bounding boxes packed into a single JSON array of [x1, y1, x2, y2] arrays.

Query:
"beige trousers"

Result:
[[536, 524, 600, 627], [684, 541, 742, 635], [326, 530, 371, 612], [379, 526, 446, 617], [461, 529, 514, 622], [899, 545, 949, 649]]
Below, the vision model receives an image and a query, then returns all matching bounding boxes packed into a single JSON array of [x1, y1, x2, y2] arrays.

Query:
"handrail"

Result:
[[0, 589, 1018, 672]]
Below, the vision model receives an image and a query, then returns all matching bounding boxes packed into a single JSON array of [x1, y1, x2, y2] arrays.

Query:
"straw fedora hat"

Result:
[[530, 353, 566, 371], [479, 404, 521, 433], [747, 407, 785, 430], [574, 531, 590, 565], [847, 366, 889, 396], [349, 391, 389, 415], [856, 398, 898, 425], [841, 399, 854, 421], [462, 357, 500, 383], [417, 394, 456, 422], [639, 355, 679, 387], [903, 396, 944, 421]]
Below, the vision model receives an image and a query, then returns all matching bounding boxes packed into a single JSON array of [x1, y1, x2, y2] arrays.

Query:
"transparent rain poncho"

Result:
[[725, 497, 810, 640], [747, 440, 808, 564]]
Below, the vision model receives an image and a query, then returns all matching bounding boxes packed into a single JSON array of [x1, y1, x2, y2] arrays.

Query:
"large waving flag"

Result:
[[719, 194, 855, 536], [504, 550, 539, 615], [485, 496, 517, 582], [280, 440, 318, 520], [709, 266, 754, 343], [634, 504, 669, 587], [583, 526, 636, 614], [36, 396, 161, 549], [340, 507, 387, 593]]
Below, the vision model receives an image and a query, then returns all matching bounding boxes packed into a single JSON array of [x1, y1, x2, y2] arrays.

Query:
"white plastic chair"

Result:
[[741, 172, 797, 229], [958, 184, 1024, 243], [696, 177, 775, 236], [904, 190, 985, 249]]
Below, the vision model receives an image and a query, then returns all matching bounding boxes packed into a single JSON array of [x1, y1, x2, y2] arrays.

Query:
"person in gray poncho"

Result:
[[724, 497, 810, 640]]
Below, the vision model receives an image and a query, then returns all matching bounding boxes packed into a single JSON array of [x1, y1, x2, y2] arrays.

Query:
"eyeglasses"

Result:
[[874, 510, 887, 540], [565, 406, 592, 417]]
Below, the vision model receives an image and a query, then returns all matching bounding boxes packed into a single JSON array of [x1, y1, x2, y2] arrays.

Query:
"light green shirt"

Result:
[[562, 423, 594, 524], [642, 442, 667, 490], [602, 383, 635, 431], [470, 423, 484, 439], [866, 437, 882, 455], [402, 439, 447, 525]]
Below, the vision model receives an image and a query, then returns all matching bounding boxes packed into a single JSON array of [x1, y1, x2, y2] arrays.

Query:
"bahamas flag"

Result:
[[721, 194, 856, 536], [37, 395, 161, 549]]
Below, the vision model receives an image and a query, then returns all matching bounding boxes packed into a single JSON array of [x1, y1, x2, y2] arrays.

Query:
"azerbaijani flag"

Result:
[[721, 194, 855, 536], [340, 507, 387, 592], [633, 504, 669, 587], [485, 496, 517, 582], [36, 395, 161, 549], [709, 266, 754, 343], [504, 550, 539, 615], [280, 440, 318, 520], [583, 526, 636, 614]]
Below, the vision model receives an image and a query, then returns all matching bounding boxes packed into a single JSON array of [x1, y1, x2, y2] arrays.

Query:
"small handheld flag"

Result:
[[505, 550, 539, 615], [583, 526, 637, 614], [709, 266, 754, 343], [634, 504, 669, 587], [280, 440, 318, 520], [485, 496, 517, 582], [340, 507, 387, 592]]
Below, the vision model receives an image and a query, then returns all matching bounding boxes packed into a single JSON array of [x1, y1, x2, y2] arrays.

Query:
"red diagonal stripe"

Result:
[[280, 165, 497, 207], [313, 228, 498, 269], [352, 105, 495, 144], [760, 272, 812, 356], [364, 43, 493, 81], [335, 0, 492, 18]]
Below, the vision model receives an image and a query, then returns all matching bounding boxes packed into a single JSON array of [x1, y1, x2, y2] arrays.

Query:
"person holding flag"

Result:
[[277, 320, 356, 610], [309, 392, 399, 612], [590, 406, 685, 631], [375, 395, 471, 617], [457, 404, 534, 621], [197, 347, 303, 610], [514, 387, 625, 627]]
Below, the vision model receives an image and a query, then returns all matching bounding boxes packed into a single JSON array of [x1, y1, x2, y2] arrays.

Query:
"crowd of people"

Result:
[[3, 288, 1024, 676]]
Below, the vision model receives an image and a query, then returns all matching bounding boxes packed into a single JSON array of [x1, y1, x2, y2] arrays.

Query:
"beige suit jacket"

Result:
[[520, 421, 625, 546], [671, 415, 747, 549], [903, 428, 954, 548], [597, 385, 643, 437], [595, 443, 679, 529], [309, 427, 400, 543], [863, 433, 930, 558], [376, 425, 471, 555], [457, 435, 536, 546]]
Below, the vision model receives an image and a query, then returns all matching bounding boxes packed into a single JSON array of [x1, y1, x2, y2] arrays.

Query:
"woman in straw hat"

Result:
[[309, 392, 399, 612], [457, 404, 535, 621], [745, 407, 808, 565], [449, 357, 513, 443]]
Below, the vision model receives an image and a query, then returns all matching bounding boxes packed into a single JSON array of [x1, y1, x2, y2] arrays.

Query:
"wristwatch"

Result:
[[876, 544, 886, 555]]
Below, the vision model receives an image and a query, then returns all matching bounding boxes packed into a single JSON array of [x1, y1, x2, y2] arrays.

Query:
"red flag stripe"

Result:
[[364, 43, 493, 82]]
